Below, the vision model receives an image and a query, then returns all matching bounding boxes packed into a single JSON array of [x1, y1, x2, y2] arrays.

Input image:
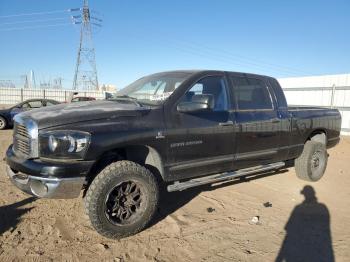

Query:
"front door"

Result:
[[165, 75, 235, 180]]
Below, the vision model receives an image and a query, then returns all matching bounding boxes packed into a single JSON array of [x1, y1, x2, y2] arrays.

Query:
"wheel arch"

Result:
[[86, 144, 165, 186], [0, 114, 7, 121], [124, 145, 165, 182], [306, 129, 327, 145]]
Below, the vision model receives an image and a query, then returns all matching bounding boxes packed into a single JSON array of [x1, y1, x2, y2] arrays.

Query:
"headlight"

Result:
[[39, 131, 90, 160]]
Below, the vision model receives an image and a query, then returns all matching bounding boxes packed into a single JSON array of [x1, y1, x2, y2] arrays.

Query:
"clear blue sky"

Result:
[[0, 0, 349, 89]]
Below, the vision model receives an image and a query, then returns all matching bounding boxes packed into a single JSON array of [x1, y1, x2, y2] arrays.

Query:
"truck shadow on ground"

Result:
[[275, 185, 334, 262], [0, 197, 36, 235], [149, 169, 289, 229]]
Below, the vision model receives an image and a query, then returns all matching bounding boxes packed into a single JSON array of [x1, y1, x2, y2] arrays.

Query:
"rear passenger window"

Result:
[[231, 77, 273, 110]]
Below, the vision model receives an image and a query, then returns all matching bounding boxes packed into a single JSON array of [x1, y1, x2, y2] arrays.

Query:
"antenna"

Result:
[[72, 0, 100, 91]]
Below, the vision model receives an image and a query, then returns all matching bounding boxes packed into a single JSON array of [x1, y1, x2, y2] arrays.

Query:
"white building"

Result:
[[278, 73, 350, 135], [99, 84, 117, 92]]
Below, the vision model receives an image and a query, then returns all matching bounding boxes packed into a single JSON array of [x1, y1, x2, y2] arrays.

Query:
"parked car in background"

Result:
[[71, 96, 96, 102], [65, 92, 96, 103], [0, 98, 60, 130]]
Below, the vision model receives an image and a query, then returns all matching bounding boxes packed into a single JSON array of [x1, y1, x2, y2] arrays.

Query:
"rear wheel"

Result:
[[84, 160, 159, 239], [0, 116, 7, 130], [295, 141, 328, 181]]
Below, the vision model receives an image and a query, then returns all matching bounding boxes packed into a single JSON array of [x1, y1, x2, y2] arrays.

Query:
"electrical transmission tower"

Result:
[[72, 0, 101, 91]]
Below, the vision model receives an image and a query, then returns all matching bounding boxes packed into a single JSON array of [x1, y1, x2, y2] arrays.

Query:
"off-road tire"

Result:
[[0, 116, 7, 130], [295, 141, 328, 182], [84, 160, 159, 239]]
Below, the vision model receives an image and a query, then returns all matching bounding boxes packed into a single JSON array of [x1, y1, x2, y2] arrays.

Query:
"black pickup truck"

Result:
[[5, 70, 341, 238]]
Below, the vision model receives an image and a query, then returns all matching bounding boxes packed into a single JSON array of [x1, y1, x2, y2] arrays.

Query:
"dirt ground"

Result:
[[0, 130, 349, 262]]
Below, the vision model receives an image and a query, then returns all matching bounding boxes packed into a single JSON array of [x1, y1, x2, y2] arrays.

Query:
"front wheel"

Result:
[[295, 141, 328, 182], [84, 161, 159, 239], [0, 116, 7, 130]]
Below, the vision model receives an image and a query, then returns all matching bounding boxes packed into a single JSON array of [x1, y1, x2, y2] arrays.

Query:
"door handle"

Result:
[[219, 121, 234, 126], [270, 118, 280, 124]]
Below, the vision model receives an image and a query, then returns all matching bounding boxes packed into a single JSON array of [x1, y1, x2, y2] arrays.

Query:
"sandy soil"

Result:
[[0, 104, 12, 109], [0, 130, 349, 261]]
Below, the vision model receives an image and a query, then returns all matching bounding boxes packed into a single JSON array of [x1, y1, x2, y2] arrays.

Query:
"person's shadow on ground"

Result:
[[275, 185, 334, 262], [0, 197, 36, 235]]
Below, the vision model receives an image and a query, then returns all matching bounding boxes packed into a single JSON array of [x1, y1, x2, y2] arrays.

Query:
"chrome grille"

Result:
[[13, 123, 30, 157], [13, 115, 38, 159], [16, 124, 29, 139], [15, 137, 30, 154]]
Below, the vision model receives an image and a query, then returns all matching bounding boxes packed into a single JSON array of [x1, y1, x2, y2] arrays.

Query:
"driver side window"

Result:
[[182, 76, 228, 111]]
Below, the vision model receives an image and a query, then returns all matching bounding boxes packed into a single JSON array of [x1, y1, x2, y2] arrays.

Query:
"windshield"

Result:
[[115, 72, 192, 105]]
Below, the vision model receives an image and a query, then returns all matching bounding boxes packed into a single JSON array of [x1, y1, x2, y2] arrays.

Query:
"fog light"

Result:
[[30, 180, 48, 197]]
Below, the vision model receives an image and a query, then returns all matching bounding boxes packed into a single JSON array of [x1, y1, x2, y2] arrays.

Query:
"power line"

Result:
[[193, 43, 311, 75], [0, 23, 72, 32], [0, 9, 69, 19], [128, 28, 311, 76], [121, 31, 305, 77], [150, 33, 311, 75], [176, 40, 310, 75], [0, 17, 68, 26]]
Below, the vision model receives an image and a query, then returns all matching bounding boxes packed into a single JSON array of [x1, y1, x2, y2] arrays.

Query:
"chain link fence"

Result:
[[0, 88, 106, 105]]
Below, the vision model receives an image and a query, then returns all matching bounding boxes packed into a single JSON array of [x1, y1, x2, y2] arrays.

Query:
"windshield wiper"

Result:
[[113, 95, 137, 100], [110, 95, 143, 106]]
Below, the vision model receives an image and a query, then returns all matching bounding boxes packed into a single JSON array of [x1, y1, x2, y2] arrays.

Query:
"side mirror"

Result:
[[177, 94, 214, 113], [177, 101, 209, 113]]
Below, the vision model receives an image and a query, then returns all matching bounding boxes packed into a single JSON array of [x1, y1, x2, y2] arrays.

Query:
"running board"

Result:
[[167, 162, 285, 192]]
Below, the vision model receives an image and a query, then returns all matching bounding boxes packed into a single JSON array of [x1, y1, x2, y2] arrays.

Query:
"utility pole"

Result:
[[72, 0, 100, 91], [53, 77, 63, 89], [21, 74, 29, 89], [29, 70, 36, 89]]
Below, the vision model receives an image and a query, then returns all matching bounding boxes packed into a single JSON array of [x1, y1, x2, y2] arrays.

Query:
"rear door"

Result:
[[228, 75, 282, 169], [165, 74, 236, 180]]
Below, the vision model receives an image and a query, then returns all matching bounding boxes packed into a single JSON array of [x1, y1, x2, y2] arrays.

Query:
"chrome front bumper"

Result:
[[6, 165, 85, 199]]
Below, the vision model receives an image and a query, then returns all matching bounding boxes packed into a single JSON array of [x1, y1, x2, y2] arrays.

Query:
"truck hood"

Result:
[[20, 100, 150, 129]]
